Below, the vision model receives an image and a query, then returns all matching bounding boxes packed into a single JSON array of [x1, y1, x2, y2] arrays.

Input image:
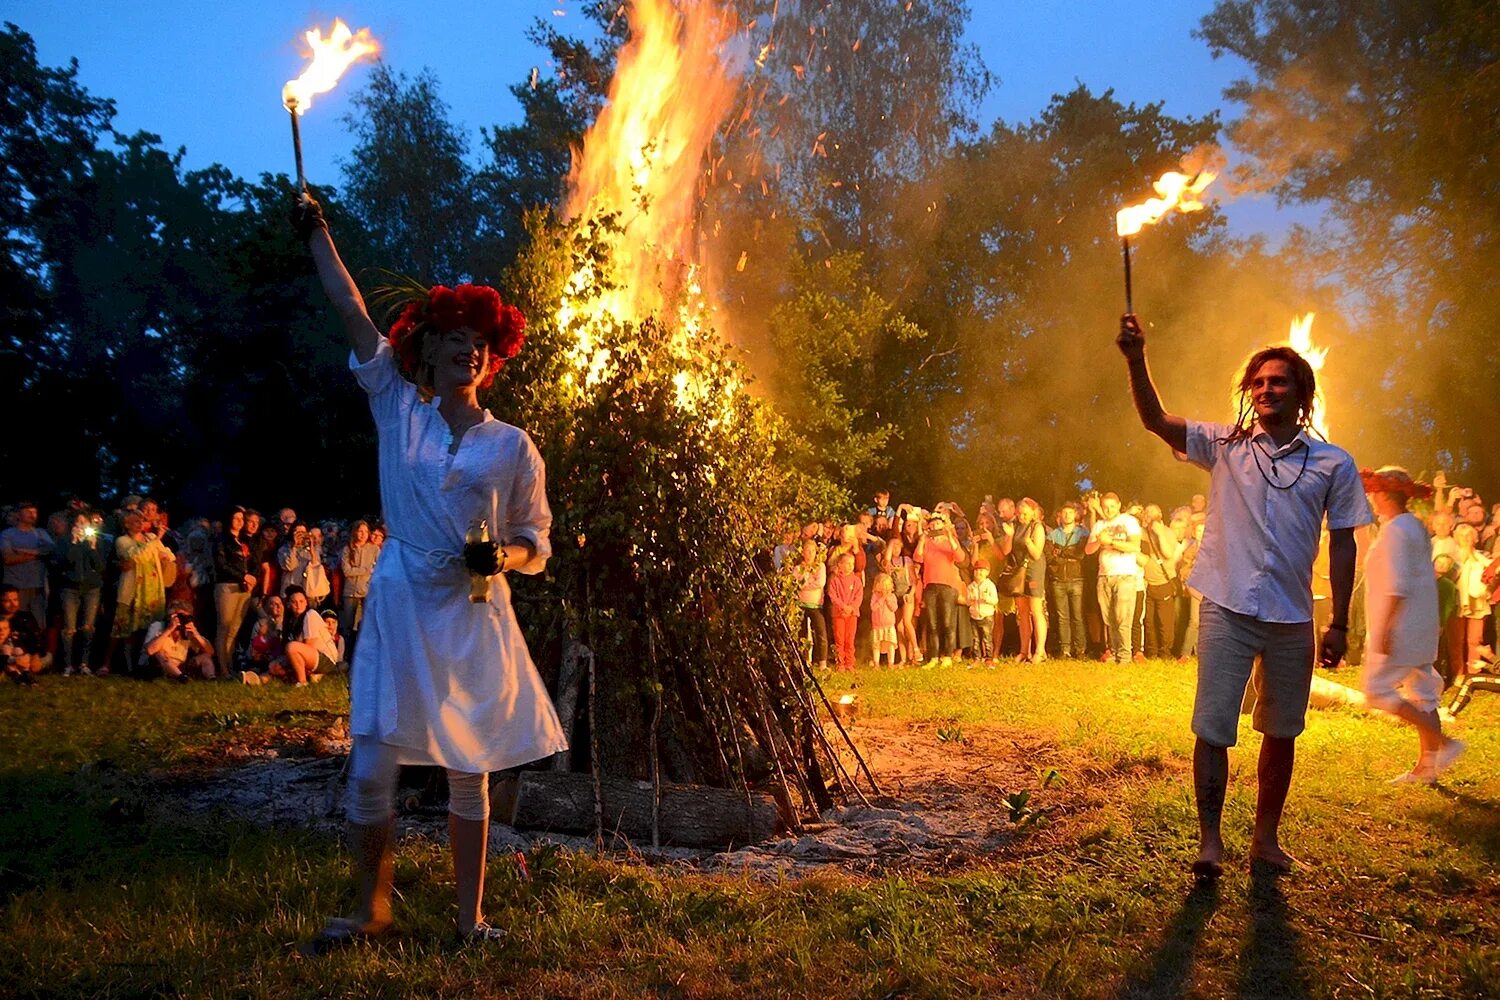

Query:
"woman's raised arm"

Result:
[[293, 194, 381, 363]]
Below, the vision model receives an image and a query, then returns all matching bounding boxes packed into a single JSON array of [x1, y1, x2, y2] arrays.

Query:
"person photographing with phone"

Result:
[[140, 601, 216, 682], [915, 508, 966, 666], [1116, 313, 1370, 879]]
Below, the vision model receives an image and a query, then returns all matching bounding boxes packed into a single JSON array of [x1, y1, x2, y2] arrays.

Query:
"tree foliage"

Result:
[[1199, 0, 1500, 483]]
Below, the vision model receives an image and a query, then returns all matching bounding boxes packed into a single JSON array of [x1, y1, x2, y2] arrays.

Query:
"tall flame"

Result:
[[1116, 169, 1217, 237], [1285, 312, 1330, 438], [282, 20, 380, 114], [559, 0, 741, 399]]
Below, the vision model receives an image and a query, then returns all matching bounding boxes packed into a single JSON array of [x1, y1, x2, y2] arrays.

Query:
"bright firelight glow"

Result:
[[558, 0, 742, 414], [1116, 169, 1217, 238], [282, 20, 379, 114], [1285, 312, 1330, 438]]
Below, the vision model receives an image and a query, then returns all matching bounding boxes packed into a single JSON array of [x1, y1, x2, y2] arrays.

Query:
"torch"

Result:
[[282, 19, 379, 191], [1115, 167, 1218, 314]]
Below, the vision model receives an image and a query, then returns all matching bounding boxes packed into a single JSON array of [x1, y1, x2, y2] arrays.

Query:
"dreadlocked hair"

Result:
[[1216, 345, 1320, 445]]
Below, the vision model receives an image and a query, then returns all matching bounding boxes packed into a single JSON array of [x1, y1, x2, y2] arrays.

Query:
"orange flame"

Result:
[[1116, 169, 1217, 238], [282, 20, 379, 114], [1285, 312, 1330, 438], [559, 0, 741, 403]]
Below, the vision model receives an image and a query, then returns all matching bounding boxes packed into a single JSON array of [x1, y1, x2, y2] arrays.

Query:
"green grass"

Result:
[[0, 663, 1496, 998]]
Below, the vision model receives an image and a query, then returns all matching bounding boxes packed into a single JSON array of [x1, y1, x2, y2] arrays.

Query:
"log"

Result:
[[493, 770, 780, 848]]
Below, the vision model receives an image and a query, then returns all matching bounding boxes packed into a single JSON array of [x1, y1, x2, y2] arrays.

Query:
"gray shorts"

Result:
[[1192, 599, 1315, 748]]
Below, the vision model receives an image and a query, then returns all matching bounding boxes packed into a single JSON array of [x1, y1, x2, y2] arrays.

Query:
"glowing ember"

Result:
[[282, 20, 380, 114], [558, 0, 742, 410], [1285, 312, 1330, 438], [1116, 169, 1217, 238]]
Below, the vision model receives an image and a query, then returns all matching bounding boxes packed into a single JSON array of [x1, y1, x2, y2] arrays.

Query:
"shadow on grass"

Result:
[[1112, 879, 1220, 999], [1425, 786, 1500, 862], [1237, 866, 1311, 1000]]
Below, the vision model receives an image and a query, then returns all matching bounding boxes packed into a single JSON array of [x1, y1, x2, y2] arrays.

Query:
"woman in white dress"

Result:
[[294, 194, 567, 947]]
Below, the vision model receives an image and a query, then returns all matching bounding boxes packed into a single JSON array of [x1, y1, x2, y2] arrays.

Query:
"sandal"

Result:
[[458, 920, 507, 944], [298, 917, 391, 957]]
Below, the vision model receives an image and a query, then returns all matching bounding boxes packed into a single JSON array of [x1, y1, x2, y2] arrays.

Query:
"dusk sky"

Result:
[[12, 1, 1309, 237]]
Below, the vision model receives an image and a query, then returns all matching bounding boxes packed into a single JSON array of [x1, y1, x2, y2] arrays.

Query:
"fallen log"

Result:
[[493, 770, 780, 848]]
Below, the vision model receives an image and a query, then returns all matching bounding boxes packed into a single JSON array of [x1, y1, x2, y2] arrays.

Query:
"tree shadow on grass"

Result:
[[1236, 866, 1312, 1000], [1112, 879, 1221, 999]]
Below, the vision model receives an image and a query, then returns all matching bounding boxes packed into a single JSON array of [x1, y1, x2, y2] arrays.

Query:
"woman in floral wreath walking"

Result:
[[292, 194, 567, 949]]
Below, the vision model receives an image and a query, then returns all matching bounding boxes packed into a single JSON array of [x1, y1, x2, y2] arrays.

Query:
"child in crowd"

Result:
[[1, 618, 35, 687], [869, 573, 898, 668], [827, 552, 863, 671], [967, 560, 999, 663], [242, 615, 284, 685], [322, 610, 347, 671]]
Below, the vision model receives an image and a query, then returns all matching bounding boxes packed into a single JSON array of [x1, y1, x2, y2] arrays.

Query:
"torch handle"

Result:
[[288, 106, 307, 192], [1122, 236, 1134, 315]]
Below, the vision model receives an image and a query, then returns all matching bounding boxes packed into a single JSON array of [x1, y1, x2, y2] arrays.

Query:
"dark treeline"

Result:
[[3, 0, 1495, 519]]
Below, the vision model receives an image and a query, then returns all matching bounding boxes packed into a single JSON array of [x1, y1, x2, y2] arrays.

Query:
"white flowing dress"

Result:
[[349, 341, 568, 773]]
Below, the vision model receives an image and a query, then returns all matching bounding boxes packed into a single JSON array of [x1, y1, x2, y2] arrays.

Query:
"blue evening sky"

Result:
[[9, 1, 1306, 238]]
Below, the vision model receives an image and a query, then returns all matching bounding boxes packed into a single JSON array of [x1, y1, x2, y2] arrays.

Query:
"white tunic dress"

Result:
[[349, 341, 568, 773]]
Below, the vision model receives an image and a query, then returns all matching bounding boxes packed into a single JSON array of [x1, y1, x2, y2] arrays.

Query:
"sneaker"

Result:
[[79, 666, 94, 676], [939, 656, 953, 667], [63, 666, 77, 676], [1432, 739, 1466, 778]]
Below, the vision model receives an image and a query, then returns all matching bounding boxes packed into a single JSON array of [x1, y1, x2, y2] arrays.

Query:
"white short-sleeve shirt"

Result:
[[1184, 421, 1372, 623], [1364, 513, 1439, 668]]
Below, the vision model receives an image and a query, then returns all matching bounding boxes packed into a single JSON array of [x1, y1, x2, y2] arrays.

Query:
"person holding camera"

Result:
[[915, 508, 965, 666], [295, 192, 565, 947], [140, 601, 216, 681], [57, 511, 108, 675]]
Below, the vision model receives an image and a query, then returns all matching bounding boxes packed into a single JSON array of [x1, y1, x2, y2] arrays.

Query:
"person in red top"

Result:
[[916, 509, 965, 666], [827, 552, 864, 670]]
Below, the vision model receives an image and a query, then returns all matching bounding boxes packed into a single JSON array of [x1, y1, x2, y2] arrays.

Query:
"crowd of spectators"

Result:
[[776, 480, 1500, 689], [0, 496, 382, 686]]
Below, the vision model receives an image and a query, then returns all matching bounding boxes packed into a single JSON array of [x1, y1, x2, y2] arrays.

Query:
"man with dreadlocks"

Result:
[[1116, 313, 1370, 880], [292, 194, 567, 950]]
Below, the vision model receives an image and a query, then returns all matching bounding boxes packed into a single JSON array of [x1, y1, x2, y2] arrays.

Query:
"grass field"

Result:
[[0, 661, 1495, 999]]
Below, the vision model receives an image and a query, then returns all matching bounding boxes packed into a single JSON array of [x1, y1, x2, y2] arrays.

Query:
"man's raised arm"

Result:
[[1116, 314, 1188, 455]]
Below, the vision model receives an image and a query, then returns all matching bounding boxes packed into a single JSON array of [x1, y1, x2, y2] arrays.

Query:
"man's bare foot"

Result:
[[1248, 841, 1297, 873], [1191, 839, 1224, 880]]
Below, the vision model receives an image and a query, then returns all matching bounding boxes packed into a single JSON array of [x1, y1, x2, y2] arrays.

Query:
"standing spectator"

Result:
[[279, 523, 315, 596], [915, 509, 965, 665], [107, 510, 171, 675], [1047, 503, 1088, 657], [827, 552, 863, 671], [1361, 467, 1463, 783], [1429, 510, 1459, 566], [1140, 504, 1182, 659], [868, 489, 896, 524], [1086, 493, 1142, 664], [967, 561, 999, 662], [1016, 498, 1049, 663], [341, 520, 377, 638], [793, 540, 829, 670], [881, 537, 919, 666], [1117, 313, 1369, 877], [1, 502, 53, 625], [249, 519, 282, 606], [140, 601, 215, 681], [213, 507, 257, 675], [56, 512, 107, 675], [1454, 524, 1491, 674], [869, 574, 898, 668], [1433, 555, 1463, 685], [304, 526, 332, 607]]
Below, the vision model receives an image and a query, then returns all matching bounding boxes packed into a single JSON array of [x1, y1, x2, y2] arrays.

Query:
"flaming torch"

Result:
[[1115, 167, 1217, 313], [281, 20, 379, 190]]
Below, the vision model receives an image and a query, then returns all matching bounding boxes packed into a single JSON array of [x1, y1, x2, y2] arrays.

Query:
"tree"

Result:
[[1198, 0, 1500, 485], [341, 64, 479, 282]]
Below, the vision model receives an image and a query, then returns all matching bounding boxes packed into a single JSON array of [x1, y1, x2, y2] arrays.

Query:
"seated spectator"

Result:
[[0, 616, 35, 686], [270, 585, 340, 686], [242, 597, 286, 684], [0, 583, 48, 674], [56, 511, 107, 675], [321, 610, 348, 669], [140, 601, 216, 681]]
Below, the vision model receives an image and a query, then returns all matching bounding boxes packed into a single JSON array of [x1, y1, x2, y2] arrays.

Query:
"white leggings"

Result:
[[345, 735, 490, 825]]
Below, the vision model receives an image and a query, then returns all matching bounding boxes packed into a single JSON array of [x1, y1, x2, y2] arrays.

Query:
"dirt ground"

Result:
[[147, 713, 1180, 875]]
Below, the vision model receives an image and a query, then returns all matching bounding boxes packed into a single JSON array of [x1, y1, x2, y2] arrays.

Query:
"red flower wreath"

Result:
[[1359, 467, 1435, 501], [388, 283, 527, 390]]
